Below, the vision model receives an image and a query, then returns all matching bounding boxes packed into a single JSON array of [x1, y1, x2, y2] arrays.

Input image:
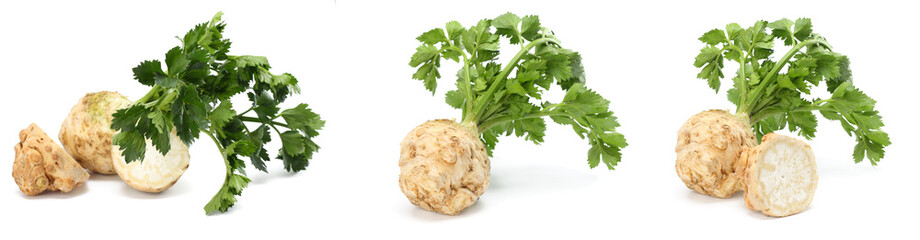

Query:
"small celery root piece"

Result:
[[59, 91, 132, 174], [399, 119, 490, 215], [12, 123, 89, 195], [112, 130, 190, 193], [741, 133, 818, 217], [675, 109, 756, 198]]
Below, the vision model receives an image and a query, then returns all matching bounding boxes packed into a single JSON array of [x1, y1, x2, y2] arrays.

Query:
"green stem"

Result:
[[154, 89, 179, 110], [238, 106, 254, 116], [201, 128, 233, 215], [747, 109, 773, 124], [750, 96, 777, 116], [460, 52, 475, 118], [462, 37, 560, 126], [238, 116, 290, 128], [749, 104, 832, 123], [268, 123, 284, 137], [734, 110, 751, 127], [479, 104, 505, 124], [736, 52, 748, 113], [478, 111, 568, 132], [241, 124, 252, 135], [136, 85, 162, 104], [203, 129, 231, 175], [742, 38, 826, 114]]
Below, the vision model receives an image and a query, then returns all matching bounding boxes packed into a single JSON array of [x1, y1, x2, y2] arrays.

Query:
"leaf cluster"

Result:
[[111, 12, 324, 214]]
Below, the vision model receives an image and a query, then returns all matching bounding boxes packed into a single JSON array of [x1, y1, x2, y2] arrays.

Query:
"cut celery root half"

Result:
[[111, 130, 190, 193], [741, 133, 818, 217]]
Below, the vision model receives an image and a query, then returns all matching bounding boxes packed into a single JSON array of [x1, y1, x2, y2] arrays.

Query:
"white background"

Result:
[[1, 0, 917, 239]]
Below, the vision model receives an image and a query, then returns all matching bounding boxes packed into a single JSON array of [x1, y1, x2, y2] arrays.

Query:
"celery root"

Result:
[[740, 133, 818, 217], [399, 119, 489, 215], [675, 109, 755, 198], [111, 129, 189, 193], [12, 123, 89, 195], [402, 13, 627, 215], [59, 91, 132, 174]]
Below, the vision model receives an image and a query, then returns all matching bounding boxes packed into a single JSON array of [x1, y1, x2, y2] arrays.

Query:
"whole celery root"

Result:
[[675, 109, 755, 198], [402, 13, 627, 215], [59, 91, 132, 174], [399, 119, 489, 215]]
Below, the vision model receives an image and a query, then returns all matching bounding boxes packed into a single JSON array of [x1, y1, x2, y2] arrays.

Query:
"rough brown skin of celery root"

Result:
[[740, 133, 818, 217], [59, 91, 132, 174], [398, 119, 490, 215], [675, 109, 756, 198], [12, 123, 89, 195]]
